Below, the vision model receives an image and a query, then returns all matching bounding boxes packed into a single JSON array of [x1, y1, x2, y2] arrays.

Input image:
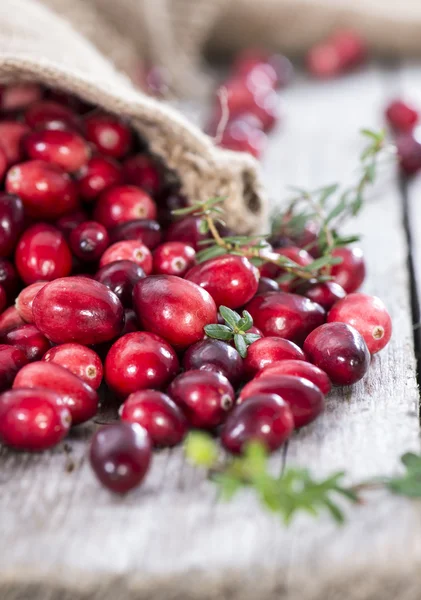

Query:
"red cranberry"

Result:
[[43, 343, 103, 389], [123, 154, 161, 196], [45, 90, 92, 113], [6, 160, 78, 219], [218, 77, 258, 115], [331, 247, 366, 293], [386, 100, 419, 133], [183, 339, 244, 386], [133, 275, 217, 349], [168, 370, 234, 429], [90, 422, 151, 494], [0, 258, 20, 301], [221, 393, 294, 454], [99, 240, 152, 274], [165, 216, 211, 250], [56, 210, 88, 239], [1, 83, 43, 112], [105, 332, 179, 398], [76, 155, 122, 201], [328, 292, 392, 354], [298, 280, 346, 311], [33, 276, 124, 345], [0, 286, 6, 313], [239, 374, 324, 428], [306, 42, 342, 79], [259, 246, 313, 280], [95, 260, 145, 307], [186, 255, 259, 309], [23, 129, 90, 173], [122, 308, 139, 334], [94, 185, 157, 228], [217, 117, 267, 158], [0, 307, 25, 337], [255, 359, 331, 395], [245, 291, 325, 345], [15, 223, 72, 285], [110, 219, 162, 249], [330, 29, 367, 69], [0, 344, 28, 392], [272, 219, 320, 254], [24, 100, 80, 131], [244, 336, 305, 378], [0, 388, 71, 451], [0, 193, 24, 256], [2, 324, 51, 362], [120, 390, 187, 447], [14, 361, 98, 425], [304, 322, 370, 386], [15, 282, 46, 323], [0, 146, 7, 180], [233, 50, 294, 88], [257, 277, 279, 294], [0, 121, 30, 165], [396, 129, 421, 175], [156, 191, 188, 227], [153, 242, 196, 277], [69, 221, 109, 262], [84, 114, 132, 159]]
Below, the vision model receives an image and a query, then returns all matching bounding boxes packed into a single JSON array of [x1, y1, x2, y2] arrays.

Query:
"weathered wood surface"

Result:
[[1, 65, 421, 600]]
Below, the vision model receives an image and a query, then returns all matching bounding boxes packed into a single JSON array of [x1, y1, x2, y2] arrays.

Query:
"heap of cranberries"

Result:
[[0, 80, 393, 497]]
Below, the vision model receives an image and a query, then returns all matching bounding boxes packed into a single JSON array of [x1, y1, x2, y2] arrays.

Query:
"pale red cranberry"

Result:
[[99, 240, 152, 274], [0, 122, 30, 165], [15, 282, 47, 323], [386, 100, 419, 133], [330, 29, 367, 69], [0, 344, 28, 392], [217, 118, 267, 158], [306, 42, 342, 79], [0, 307, 25, 337], [0, 84, 43, 112], [43, 343, 103, 389]]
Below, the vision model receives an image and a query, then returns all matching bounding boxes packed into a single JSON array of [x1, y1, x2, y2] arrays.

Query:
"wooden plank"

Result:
[[1, 66, 420, 600]]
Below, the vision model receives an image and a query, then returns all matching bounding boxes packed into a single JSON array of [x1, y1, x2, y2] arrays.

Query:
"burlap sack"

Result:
[[0, 0, 267, 235]]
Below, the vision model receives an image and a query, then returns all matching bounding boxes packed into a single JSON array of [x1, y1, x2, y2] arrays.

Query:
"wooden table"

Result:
[[2, 64, 421, 600]]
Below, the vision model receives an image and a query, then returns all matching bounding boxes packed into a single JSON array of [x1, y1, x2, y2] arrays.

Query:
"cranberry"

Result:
[[133, 275, 217, 349], [304, 322, 370, 386], [15, 282, 46, 323], [43, 343, 103, 389], [0, 287, 6, 313], [168, 370, 234, 429], [165, 216, 211, 250], [122, 309, 139, 334], [259, 246, 313, 280], [0, 146, 7, 180], [233, 50, 293, 88], [33, 276, 124, 345], [99, 240, 152, 274], [6, 160, 78, 219], [328, 292, 392, 354], [14, 361, 98, 425], [239, 374, 324, 428], [331, 247, 366, 293], [386, 100, 419, 133], [94, 185, 157, 228], [23, 129, 90, 173], [105, 332, 179, 398], [84, 114, 132, 158], [272, 220, 320, 254], [45, 90, 92, 113], [76, 155, 122, 201], [56, 210, 88, 239], [298, 280, 346, 311], [221, 393, 294, 455], [156, 191, 187, 227], [244, 336, 305, 377], [15, 223, 72, 285], [330, 29, 367, 69], [396, 129, 421, 175], [0, 193, 24, 256], [123, 154, 161, 196], [0, 83, 43, 112], [110, 219, 162, 249], [24, 100, 80, 131], [0, 258, 20, 302], [0, 121, 30, 165], [306, 42, 342, 79], [0, 307, 25, 337], [245, 291, 325, 345], [255, 359, 331, 395], [257, 277, 279, 294], [2, 324, 51, 362], [0, 344, 28, 392], [69, 221, 109, 262], [95, 260, 145, 308], [120, 390, 187, 447], [183, 339, 244, 386], [153, 242, 196, 276], [217, 117, 267, 158], [0, 388, 71, 451], [90, 422, 151, 493]]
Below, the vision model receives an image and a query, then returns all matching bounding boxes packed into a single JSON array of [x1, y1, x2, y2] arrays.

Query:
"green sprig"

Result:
[[204, 306, 261, 357]]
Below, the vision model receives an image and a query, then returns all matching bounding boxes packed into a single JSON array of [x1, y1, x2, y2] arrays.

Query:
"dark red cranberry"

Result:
[[386, 100, 419, 133], [0, 387, 71, 451], [99, 240, 152, 274], [15, 282, 46, 323], [90, 422, 151, 493], [33, 276, 124, 345], [133, 275, 217, 349], [95, 260, 145, 308], [0, 258, 20, 301], [15, 223, 72, 285], [56, 210, 88, 239], [221, 393, 294, 454], [239, 374, 324, 428], [165, 215, 211, 250], [153, 242, 196, 276], [396, 129, 421, 175], [1, 83, 43, 112], [0, 146, 8, 181], [69, 221, 109, 262], [0, 307, 25, 337], [23, 129, 90, 173], [45, 89, 92, 113], [0, 344, 28, 392], [105, 332, 179, 398], [304, 322, 370, 386], [2, 324, 51, 362], [43, 343, 103, 389], [255, 359, 331, 395], [0, 193, 24, 256], [168, 370, 234, 429], [298, 280, 346, 311], [306, 42, 342, 79], [245, 291, 325, 345], [110, 219, 162, 249], [84, 114, 132, 159], [24, 100, 80, 131], [0, 286, 6, 314], [120, 390, 187, 447], [156, 191, 188, 227], [94, 185, 157, 228], [217, 117, 267, 158], [244, 336, 305, 378], [272, 220, 320, 254], [182, 338, 244, 386], [257, 277, 279, 294], [122, 309, 139, 334], [14, 361, 99, 425], [76, 155, 122, 201], [123, 154, 161, 196], [331, 247, 366, 293], [0, 121, 30, 165], [259, 246, 313, 280], [328, 292, 392, 354], [6, 160, 78, 219]]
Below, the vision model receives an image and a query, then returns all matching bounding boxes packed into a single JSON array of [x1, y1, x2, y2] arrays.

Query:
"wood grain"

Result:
[[1, 65, 420, 600]]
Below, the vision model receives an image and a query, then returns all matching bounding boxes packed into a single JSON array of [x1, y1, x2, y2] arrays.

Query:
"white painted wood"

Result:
[[0, 66, 420, 600]]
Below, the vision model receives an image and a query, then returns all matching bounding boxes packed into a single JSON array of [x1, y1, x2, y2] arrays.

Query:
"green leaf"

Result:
[[219, 306, 241, 329], [212, 473, 243, 500], [305, 255, 343, 272], [184, 432, 218, 467], [198, 219, 209, 234], [318, 183, 339, 206], [360, 128, 381, 141], [195, 245, 226, 263], [243, 333, 262, 345], [401, 452, 421, 472], [236, 310, 253, 332], [387, 476, 421, 497], [204, 324, 233, 340], [234, 333, 248, 358], [365, 163, 376, 184], [332, 234, 361, 247], [325, 196, 347, 224]]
